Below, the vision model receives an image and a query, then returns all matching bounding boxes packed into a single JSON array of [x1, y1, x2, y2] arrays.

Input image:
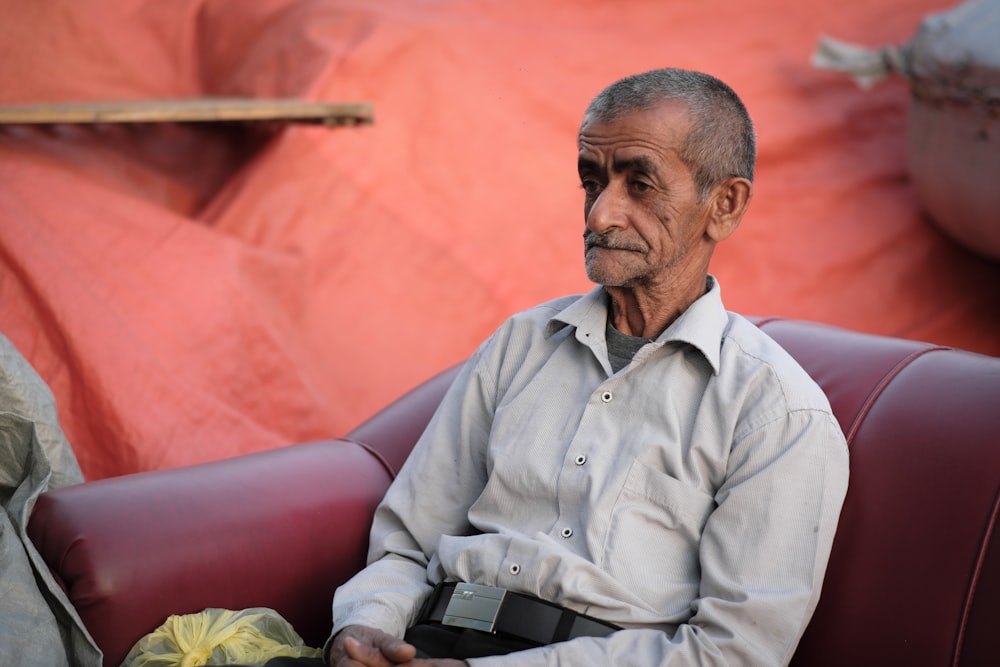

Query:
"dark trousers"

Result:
[[226, 622, 534, 665]]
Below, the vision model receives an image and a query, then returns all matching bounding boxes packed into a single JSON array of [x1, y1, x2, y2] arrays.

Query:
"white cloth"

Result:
[[332, 278, 849, 665], [0, 331, 101, 667]]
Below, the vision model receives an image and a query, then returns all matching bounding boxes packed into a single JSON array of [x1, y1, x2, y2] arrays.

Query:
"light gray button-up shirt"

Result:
[[332, 278, 849, 665]]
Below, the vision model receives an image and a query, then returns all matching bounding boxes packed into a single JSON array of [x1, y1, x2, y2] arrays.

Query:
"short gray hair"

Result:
[[584, 68, 756, 199]]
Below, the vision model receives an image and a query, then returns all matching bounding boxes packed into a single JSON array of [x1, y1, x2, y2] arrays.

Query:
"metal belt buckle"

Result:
[[441, 582, 507, 633]]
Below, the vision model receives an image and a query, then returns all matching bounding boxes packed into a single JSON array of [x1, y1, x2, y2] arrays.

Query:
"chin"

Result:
[[585, 252, 647, 288], [586, 267, 638, 288]]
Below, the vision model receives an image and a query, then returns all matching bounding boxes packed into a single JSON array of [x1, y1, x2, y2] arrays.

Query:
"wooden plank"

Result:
[[0, 98, 374, 126]]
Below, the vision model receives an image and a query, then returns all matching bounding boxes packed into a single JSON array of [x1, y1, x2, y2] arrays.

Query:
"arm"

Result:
[[331, 345, 497, 638]]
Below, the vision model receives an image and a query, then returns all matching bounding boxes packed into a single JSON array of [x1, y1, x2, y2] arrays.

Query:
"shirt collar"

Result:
[[546, 276, 727, 374]]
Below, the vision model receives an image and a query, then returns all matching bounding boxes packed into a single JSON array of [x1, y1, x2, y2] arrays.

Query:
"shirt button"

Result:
[[560, 527, 573, 538], [574, 454, 587, 466], [600, 391, 613, 403], [509, 563, 521, 575]]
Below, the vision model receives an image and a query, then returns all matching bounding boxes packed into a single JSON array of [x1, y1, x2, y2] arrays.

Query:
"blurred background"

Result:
[[1, 0, 997, 479]]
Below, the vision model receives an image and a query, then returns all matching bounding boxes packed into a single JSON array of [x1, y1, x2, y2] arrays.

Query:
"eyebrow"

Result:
[[576, 155, 660, 177], [612, 155, 659, 176], [577, 156, 600, 175]]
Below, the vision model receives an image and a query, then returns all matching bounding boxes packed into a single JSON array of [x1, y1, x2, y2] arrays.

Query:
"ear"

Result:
[[705, 177, 752, 243]]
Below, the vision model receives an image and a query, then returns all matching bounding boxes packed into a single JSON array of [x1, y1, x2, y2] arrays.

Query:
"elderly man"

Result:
[[326, 68, 849, 666]]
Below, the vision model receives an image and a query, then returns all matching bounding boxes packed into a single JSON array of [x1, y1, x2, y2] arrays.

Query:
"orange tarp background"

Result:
[[2, 0, 998, 480]]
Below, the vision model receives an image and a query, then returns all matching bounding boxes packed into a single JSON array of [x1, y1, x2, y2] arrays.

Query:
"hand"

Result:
[[329, 625, 417, 666]]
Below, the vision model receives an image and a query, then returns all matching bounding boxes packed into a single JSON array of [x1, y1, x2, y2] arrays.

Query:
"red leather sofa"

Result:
[[27, 318, 1000, 666]]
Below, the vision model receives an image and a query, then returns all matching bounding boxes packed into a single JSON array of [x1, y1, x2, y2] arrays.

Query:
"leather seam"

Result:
[[952, 483, 1000, 667], [340, 437, 398, 480], [843, 346, 947, 446]]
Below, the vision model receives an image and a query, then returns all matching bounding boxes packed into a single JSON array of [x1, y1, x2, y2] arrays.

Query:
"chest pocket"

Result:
[[601, 457, 716, 614]]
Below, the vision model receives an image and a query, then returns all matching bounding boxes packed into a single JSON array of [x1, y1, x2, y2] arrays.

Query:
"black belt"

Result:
[[419, 582, 620, 646]]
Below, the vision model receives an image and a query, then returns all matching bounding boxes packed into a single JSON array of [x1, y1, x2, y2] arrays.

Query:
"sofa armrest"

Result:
[[28, 439, 393, 667]]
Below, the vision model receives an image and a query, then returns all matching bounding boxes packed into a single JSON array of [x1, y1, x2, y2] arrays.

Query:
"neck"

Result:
[[605, 274, 708, 339]]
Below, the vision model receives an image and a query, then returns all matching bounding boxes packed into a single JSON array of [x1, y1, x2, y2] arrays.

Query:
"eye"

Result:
[[580, 178, 602, 196], [630, 179, 653, 194]]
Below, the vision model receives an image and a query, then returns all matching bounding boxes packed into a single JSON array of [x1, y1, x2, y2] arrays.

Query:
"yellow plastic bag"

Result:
[[121, 607, 322, 667]]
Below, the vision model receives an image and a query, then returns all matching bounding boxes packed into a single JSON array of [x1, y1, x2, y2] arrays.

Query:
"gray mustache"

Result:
[[583, 231, 645, 252]]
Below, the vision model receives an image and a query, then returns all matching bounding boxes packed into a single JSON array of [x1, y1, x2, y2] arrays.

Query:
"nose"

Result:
[[585, 181, 628, 235]]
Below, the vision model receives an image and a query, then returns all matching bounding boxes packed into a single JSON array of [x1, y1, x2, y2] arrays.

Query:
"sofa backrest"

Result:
[[28, 318, 1000, 666]]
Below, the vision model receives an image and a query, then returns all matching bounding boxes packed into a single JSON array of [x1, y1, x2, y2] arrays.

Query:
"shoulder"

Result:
[[718, 315, 849, 471], [719, 313, 833, 415], [468, 293, 587, 367], [512, 294, 585, 324], [490, 292, 590, 343]]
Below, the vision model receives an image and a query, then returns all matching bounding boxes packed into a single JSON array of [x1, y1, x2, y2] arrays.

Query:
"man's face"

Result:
[[577, 101, 714, 291]]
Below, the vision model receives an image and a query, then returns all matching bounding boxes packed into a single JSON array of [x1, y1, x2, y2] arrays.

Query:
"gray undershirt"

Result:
[[605, 318, 654, 373]]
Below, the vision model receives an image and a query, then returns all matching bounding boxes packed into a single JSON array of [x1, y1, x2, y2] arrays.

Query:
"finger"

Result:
[[343, 636, 389, 666], [329, 641, 368, 667], [345, 635, 418, 666], [379, 637, 417, 663]]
